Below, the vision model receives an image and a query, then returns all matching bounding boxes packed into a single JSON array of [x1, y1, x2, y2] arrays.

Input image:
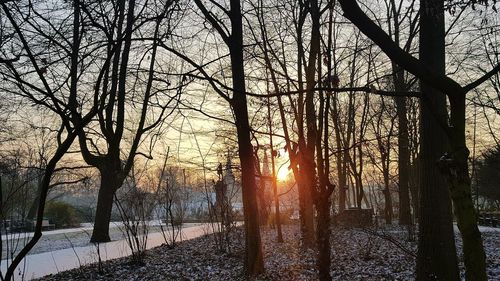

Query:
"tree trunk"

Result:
[[295, 9, 316, 248], [90, 171, 119, 242], [26, 178, 43, 220], [383, 177, 393, 224], [316, 197, 332, 281], [258, 179, 269, 226], [302, 0, 322, 249], [332, 95, 347, 212], [272, 175, 283, 242], [338, 160, 347, 212], [447, 93, 487, 280], [409, 156, 420, 220], [355, 176, 364, 208], [417, 0, 459, 279], [229, 0, 264, 275], [336, 0, 487, 278], [394, 66, 412, 225], [233, 94, 265, 276], [267, 95, 283, 242], [276, 95, 315, 246], [290, 165, 315, 247], [298, 172, 316, 246]]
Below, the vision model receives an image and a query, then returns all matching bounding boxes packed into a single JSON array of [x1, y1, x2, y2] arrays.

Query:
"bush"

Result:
[[477, 146, 500, 207], [74, 205, 95, 223], [44, 201, 80, 228]]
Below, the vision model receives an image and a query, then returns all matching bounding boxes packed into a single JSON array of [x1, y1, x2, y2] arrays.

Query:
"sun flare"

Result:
[[277, 166, 290, 181]]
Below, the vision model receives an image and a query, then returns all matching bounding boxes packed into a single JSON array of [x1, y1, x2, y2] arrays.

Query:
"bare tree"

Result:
[[0, 0, 103, 278], [162, 0, 265, 275], [383, 0, 419, 226], [76, 0, 179, 242], [367, 97, 397, 224], [338, 0, 500, 279]]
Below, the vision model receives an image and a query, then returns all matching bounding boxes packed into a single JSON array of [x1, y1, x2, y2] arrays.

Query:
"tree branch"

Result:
[[464, 63, 500, 93], [337, 0, 464, 95]]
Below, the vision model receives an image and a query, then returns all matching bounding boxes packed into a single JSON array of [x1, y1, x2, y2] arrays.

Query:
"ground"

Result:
[[1, 223, 170, 257], [36, 224, 500, 281]]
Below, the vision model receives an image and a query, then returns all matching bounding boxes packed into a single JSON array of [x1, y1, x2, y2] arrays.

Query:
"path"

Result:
[[1, 223, 215, 280]]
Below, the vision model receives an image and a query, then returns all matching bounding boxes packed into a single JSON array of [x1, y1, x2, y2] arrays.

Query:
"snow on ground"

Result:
[[31, 224, 500, 281], [0, 221, 193, 257], [1, 223, 214, 280], [1, 220, 169, 241]]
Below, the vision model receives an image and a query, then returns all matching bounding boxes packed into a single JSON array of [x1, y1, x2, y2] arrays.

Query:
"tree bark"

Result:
[[331, 93, 347, 212], [90, 169, 120, 242], [294, 2, 316, 247], [316, 197, 332, 281], [394, 66, 412, 225], [229, 0, 264, 275], [383, 178, 393, 224], [80, 0, 137, 243], [447, 93, 487, 280], [276, 96, 314, 246], [257, 180, 270, 226], [302, 0, 323, 249], [409, 157, 419, 220], [416, 0, 459, 279], [268, 117, 283, 242], [232, 81, 265, 276], [337, 0, 488, 278]]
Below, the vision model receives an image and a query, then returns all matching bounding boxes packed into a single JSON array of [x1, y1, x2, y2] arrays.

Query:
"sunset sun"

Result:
[[1, 0, 497, 280], [276, 166, 290, 181]]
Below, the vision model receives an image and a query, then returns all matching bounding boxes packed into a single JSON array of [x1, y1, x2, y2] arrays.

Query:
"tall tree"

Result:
[[367, 97, 397, 224], [302, 1, 335, 279], [192, 0, 264, 275], [248, 0, 315, 247], [0, 0, 103, 278], [417, 0, 459, 277], [338, 0, 497, 279], [77, 0, 178, 242], [385, 0, 417, 225]]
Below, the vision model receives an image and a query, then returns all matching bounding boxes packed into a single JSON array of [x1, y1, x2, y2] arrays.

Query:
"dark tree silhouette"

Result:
[[191, 0, 265, 275], [75, 0, 178, 242], [338, 0, 498, 279], [0, 0, 103, 278]]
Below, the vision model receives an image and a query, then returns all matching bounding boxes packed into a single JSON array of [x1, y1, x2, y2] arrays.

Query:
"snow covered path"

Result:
[[1, 221, 162, 241], [1, 223, 215, 280]]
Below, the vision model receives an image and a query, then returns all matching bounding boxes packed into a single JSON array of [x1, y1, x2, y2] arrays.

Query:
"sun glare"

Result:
[[277, 166, 290, 181]]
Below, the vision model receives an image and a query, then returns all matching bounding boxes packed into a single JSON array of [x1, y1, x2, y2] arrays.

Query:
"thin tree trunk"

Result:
[[332, 102, 347, 212], [299, 179, 315, 246], [255, 152, 269, 226], [303, 0, 322, 249], [276, 96, 314, 246], [258, 182, 269, 226], [268, 120, 283, 242], [394, 66, 412, 225], [409, 159, 419, 219], [383, 173, 393, 224]]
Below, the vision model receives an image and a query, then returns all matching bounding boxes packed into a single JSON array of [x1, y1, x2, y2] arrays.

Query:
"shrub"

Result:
[[477, 146, 500, 207], [44, 201, 80, 228]]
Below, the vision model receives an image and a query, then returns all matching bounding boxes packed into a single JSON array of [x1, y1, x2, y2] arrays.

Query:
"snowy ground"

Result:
[[31, 224, 500, 281], [1, 222, 215, 280], [1, 221, 188, 257]]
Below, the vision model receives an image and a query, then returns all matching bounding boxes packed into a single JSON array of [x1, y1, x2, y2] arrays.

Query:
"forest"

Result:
[[0, 0, 499, 280]]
